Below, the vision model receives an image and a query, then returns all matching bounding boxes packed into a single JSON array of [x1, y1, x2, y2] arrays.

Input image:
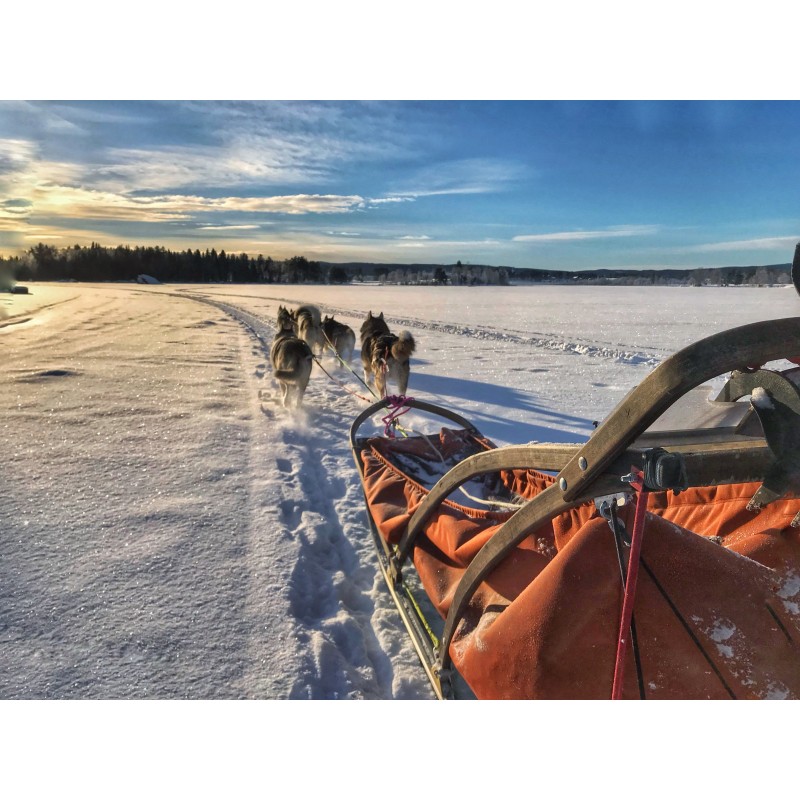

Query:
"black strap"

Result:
[[640, 448, 689, 493]]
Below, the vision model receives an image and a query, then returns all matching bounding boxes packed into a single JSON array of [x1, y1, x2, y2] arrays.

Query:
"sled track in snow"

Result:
[[376, 315, 665, 367], [189, 296, 278, 343], [274, 405, 407, 699], [178, 289, 664, 367], [183, 293, 430, 698], [290, 299, 664, 367]]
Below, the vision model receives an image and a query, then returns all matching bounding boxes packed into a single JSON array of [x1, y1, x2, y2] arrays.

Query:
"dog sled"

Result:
[[350, 316, 800, 699]]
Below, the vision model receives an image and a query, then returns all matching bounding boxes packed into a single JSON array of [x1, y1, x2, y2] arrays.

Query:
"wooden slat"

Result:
[[558, 317, 800, 503], [438, 317, 800, 674]]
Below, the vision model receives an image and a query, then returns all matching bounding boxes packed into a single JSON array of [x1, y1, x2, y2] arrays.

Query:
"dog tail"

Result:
[[391, 331, 416, 359], [273, 356, 313, 382], [296, 304, 321, 328]]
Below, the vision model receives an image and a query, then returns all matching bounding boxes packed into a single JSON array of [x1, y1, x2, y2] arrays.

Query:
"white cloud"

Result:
[[3, 102, 438, 202], [513, 225, 659, 242], [197, 225, 261, 230], [85, 104, 422, 194], [24, 186, 367, 221], [0, 138, 87, 213], [368, 196, 416, 205], [218, 194, 365, 214], [392, 158, 523, 198], [680, 236, 799, 253], [94, 142, 334, 193], [0, 138, 37, 171], [395, 237, 500, 249]]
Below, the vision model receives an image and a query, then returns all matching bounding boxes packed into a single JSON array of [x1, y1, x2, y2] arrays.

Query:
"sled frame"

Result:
[[351, 317, 800, 698]]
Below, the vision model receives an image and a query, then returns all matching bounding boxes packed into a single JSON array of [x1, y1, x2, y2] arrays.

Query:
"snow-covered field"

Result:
[[4, 280, 797, 793], [3, 281, 798, 703]]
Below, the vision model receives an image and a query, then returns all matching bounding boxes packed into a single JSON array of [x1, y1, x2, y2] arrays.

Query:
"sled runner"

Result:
[[350, 317, 800, 699]]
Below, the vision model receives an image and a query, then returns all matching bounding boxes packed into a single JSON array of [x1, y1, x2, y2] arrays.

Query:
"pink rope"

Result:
[[381, 395, 414, 438], [611, 468, 648, 700]]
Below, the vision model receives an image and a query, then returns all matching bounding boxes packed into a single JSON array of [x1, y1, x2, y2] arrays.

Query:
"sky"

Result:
[[1, 100, 799, 272]]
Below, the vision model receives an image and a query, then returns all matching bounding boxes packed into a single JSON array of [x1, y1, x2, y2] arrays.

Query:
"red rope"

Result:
[[611, 468, 648, 700]]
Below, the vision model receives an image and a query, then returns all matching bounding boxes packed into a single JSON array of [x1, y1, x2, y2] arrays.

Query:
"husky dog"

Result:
[[271, 305, 313, 408], [321, 315, 356, 365], [291, 304, 324, 355], [360, 311, 416, 397]]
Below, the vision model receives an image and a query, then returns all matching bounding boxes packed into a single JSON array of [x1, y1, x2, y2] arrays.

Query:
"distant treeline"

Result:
[[3, 243, 332, 284], [0, 243, 793, 287], [324, 260, 794, 287], [509, 263, 793, 287]]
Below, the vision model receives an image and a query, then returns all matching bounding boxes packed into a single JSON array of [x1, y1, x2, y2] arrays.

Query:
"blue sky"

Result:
[[1, 100, 799, 270]]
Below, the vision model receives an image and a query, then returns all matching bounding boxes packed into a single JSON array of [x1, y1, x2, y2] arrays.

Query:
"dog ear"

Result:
[[379, 312, 384, 319]]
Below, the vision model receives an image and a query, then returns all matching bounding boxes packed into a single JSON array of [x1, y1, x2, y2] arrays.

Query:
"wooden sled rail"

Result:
[[556, 317, 800, 503], [394, 437, 776, 575], [437, 316, 800, 676]]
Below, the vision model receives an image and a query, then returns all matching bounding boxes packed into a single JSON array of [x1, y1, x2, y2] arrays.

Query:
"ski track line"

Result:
[[187, 294, 430, 698], [379, 315, 665, 366], [177, 287, 664, 367]]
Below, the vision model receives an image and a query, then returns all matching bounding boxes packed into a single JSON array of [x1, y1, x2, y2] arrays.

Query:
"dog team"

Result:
[[269, 303, 416, 408]]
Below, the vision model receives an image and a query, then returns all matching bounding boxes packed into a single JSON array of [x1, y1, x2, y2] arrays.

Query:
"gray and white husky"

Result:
[[321, 315, 356, 365], [359, 310, 416, 397], [271, 305, 313, 407], [291, 304, 324, 355]]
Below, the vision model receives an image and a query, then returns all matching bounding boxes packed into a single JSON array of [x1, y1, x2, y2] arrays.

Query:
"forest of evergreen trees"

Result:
[[1, 243, 330, 285], [0, 242, 793, 288]]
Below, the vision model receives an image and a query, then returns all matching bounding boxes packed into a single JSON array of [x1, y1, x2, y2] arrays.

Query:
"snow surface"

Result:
[[2, 282, 798, 791], [751, 386, 774, 410]]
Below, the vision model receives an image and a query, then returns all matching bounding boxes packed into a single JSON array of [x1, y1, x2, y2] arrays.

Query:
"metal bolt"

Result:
[[578, 457, 587, 470], [559, 477, 568, 491]]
